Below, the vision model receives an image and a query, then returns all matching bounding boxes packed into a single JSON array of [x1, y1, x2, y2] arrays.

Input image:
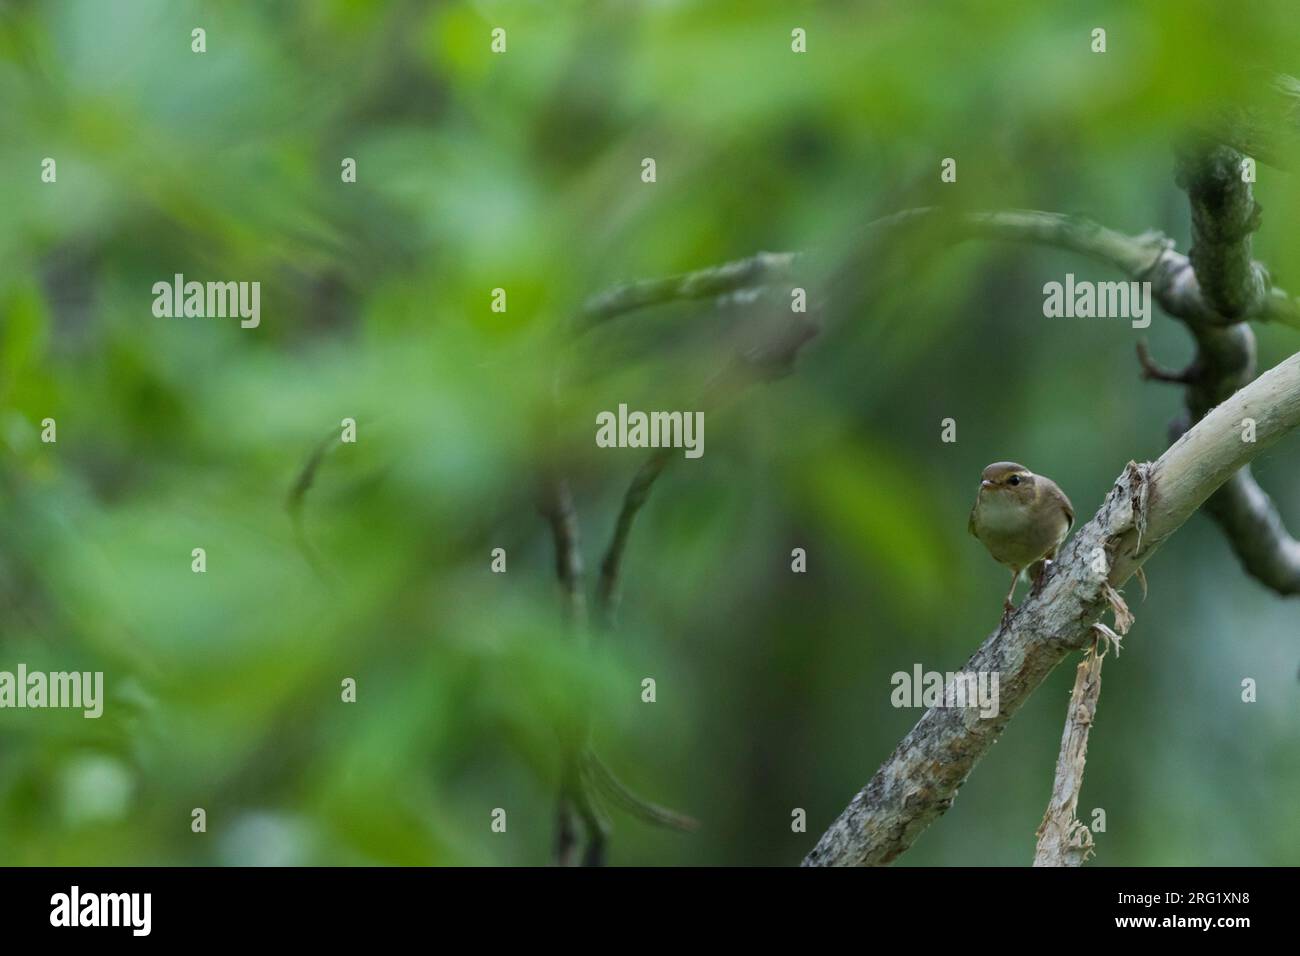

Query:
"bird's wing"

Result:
[[1049, 480, 1075, 531]]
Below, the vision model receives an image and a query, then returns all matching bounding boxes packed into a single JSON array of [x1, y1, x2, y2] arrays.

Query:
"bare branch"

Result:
[[595, 451, 671, 631], [536, 471, 590, 866], [594, 306, 821, 630], [538, 474, 587, 630], [1136, 340, 1199, 384], [913, 208, 1293, 328], [580, 251, 799, 330], [540, 395, 700, 858], [582, 752, 699, 832], [1262, 287, 1300, 327], [1203, 467, 1300, 594], [1033, 638, 1111, 867], [804, 350, 1300, 866], [1166, 319, 1300, 595], [285, 428, 345, 583], [1176, 144, 1269, 320], [579, 207, 1300, 335], [1157, 143, 1300, 595]]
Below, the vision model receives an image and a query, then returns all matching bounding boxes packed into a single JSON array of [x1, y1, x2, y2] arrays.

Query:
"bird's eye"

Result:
[[1008, 475, 1021, 486]]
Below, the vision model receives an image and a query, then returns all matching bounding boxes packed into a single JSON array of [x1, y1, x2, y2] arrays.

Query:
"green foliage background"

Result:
[[0, 0, 1297, 865]]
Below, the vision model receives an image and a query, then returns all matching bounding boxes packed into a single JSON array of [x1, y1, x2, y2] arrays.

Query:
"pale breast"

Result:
[[973, 495, 1068, 569]]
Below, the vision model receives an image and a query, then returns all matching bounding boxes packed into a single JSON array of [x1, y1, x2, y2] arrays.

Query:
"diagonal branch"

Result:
[[595, 450, 671, 631], [1202, 467, 1300, 593], [804, 349, 1300, 866]]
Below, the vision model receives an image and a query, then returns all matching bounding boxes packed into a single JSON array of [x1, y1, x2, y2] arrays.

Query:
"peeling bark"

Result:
[[1033, 641, 1108, 867]]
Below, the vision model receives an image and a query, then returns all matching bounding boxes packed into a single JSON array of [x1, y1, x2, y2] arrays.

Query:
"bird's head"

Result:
[[979, 461, 1037, 504]]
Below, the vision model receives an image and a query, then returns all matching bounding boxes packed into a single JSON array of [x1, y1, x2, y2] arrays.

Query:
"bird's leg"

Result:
[[1000, 568, 1021, 626], [1029, 557, 1051, 596]]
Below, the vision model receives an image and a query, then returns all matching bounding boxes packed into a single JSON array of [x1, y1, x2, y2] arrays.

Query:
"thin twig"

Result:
[[285, 427, 344, 583], [594, 451, 671, 631], [580, 252, 799, 330], [594, 307, 821, 630], [539, 474, 587, 630], [582, 752, 699, 831], [536, 469, 596, 866], [1136, 340, 1199, 384]]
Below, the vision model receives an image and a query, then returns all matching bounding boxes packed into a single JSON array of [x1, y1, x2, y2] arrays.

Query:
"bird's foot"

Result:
[[1000, 600, 1015, 628]]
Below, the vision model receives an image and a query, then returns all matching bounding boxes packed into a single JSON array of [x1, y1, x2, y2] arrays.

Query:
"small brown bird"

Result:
[[968, 462, 1074, 622]]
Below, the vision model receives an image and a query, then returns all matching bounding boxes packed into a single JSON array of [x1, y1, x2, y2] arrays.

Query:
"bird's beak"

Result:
[[981, 479, 994, 489]]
